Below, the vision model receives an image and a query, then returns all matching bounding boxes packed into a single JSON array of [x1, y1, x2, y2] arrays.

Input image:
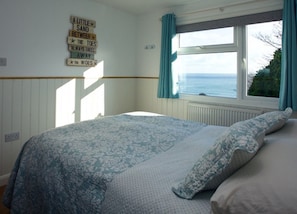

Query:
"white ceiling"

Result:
[[93, 0, 269, 16], [93, 0, 202, 15]]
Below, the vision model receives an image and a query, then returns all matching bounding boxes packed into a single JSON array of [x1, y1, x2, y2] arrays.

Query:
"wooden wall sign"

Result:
[[68, 45, 96, 54], [68, 37, 97, 47], [66, 16, 97, 67], [67, 58, 97, 66], [70, 51, 94, 59], [69, 30, 96, 40]]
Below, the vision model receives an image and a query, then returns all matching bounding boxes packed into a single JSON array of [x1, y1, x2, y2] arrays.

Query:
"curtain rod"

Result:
[[160, 0, 267, 20]]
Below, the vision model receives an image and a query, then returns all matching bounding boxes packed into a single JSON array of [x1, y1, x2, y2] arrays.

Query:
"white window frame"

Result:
[[177, 11, 282, 109]]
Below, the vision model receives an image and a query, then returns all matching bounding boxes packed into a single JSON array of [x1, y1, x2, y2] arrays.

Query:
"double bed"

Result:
[[3, 109, 297, 213]]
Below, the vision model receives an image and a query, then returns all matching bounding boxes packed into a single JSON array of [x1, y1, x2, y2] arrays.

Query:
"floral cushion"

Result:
[[253, 107, 292, 134], [172, 118, 265, 199], [172, 108, 292, 199]]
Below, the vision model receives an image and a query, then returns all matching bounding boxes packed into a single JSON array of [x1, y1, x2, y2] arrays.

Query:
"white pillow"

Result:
[[210, 119, 297, 214]]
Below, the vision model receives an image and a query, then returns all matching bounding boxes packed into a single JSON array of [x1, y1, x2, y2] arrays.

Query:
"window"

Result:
[[179, 27, 234, 47], [176, 10, 282, 107], [178, 52, 237, 98], [247, 21, 282, 98], [178, 27, 238, 98]]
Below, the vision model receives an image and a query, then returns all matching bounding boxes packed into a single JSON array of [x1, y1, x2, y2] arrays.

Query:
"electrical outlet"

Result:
[[4, 132, 20, 142], [0, 58, 7, 66]]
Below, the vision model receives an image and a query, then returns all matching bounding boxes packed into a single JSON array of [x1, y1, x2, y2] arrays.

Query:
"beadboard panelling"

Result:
[[0, 79, 58, 179], [136, 78, 189, 120], [0, 77, 136, 185]]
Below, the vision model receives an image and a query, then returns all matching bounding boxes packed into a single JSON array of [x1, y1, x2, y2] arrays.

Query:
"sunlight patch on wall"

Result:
[[55, 61, 105, 126], [83, 61, 104, 89], [81, 84, 105, 121], [56, 79, 76, 127], [82, 60, 105, 120]]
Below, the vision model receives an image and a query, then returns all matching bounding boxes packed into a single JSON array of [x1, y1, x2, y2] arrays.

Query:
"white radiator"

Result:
[[187, 103, 263, 126]]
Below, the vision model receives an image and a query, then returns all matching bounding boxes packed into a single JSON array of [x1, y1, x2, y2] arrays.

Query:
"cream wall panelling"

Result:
[[0, 77, 137, 185], [0, 79, 60, 180], [135, 79, 189, 120]]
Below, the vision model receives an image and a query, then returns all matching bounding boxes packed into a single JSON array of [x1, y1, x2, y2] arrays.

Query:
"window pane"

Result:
[[178, 52, 237, 98], [179, 27, 234, 47], [247, 21, 282, 98]]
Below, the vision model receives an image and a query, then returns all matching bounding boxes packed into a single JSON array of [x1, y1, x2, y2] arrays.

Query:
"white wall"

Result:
[[0, 0, 137, 77], [134, 10, 190, 115], [136, 11, 163, 77], [0, 0, 138, 185]]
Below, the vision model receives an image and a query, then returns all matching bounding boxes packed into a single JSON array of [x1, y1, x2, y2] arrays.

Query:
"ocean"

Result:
[[179, 73, 237, 98]]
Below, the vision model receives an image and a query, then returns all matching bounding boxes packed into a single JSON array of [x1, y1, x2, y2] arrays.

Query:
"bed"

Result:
[[2, 108, 297, 214]]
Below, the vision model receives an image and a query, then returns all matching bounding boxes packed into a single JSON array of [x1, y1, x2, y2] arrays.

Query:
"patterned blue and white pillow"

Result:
[[172, 108, 292, 199], [172, 118, 265, 199], [253, 107, 292, 134]]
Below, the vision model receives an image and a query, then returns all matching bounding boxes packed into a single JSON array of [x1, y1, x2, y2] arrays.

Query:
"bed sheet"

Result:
[[3, 114, 206, 213], [102, 125, 227, 214]]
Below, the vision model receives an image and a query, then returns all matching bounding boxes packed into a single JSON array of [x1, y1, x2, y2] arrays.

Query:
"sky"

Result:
[[178, 21, 281, 75], [247, 21, 281, 74]]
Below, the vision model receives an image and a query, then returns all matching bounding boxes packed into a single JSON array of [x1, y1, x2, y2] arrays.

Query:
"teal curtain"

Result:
[[279, 0, 297, 110], [157, 14, 179, 98]]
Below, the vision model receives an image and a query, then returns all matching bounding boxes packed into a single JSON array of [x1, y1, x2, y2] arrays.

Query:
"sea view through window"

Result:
[[177, 18, 282, 100], [179, 73, 236, 98]]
